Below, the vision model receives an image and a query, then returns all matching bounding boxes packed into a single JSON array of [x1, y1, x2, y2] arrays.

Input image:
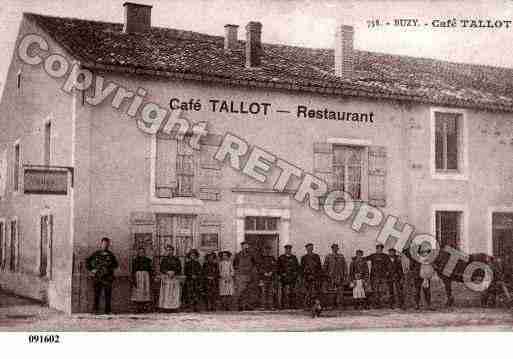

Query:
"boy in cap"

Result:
[[278, 244, 300, 309], [203, 252, 220, 311], [257, 245, 277, 310], [364, 243, 392, 309], [323, 243, 347, 309], [300, 243, 322, 309]]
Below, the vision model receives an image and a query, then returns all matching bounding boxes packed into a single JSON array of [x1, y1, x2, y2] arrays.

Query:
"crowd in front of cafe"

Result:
[[1, 3, 513, 314]]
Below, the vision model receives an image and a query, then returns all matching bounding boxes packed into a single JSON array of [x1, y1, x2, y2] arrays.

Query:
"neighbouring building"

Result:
[[0, 3, 513, 313]]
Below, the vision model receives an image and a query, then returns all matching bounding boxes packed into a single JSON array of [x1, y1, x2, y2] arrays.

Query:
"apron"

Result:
[[353, 279, 366, 299], [219, 261, 235, 296], [159, 271, 181, 309], [131, 271, 151, 302]]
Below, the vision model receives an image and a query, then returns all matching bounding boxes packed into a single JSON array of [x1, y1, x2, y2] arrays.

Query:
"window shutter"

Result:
[[156, 135, 177, 198], [313, 142, 334, 206], [198, 134, 223, 201], [368, 146, 387, 207]]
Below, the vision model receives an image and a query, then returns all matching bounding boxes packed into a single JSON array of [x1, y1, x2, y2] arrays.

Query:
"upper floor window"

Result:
[[435, 112, 461, 172], [9, 219, 18, 272], [333, 145, 363, 200], [13, 143, 21, 192], [176, 139, 194, 197]]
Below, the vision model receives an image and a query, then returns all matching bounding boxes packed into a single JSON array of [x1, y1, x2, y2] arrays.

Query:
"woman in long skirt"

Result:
[[158, 245, 182, 312], [218, 251, 235, 310], [131, 247, 153, 313]]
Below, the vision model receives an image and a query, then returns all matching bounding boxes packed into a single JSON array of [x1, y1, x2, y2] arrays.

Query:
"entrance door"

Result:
[[244, 234, 279, 260]]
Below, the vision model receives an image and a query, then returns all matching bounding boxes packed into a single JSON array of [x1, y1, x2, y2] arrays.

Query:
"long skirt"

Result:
[[219, 277, 235, 296], [131, 271, 151, 302], [159, 272, 181, 309]]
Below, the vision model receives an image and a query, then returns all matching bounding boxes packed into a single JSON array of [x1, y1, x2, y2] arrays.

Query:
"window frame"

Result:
[[39, 212, 53, 278], [13, 139, 21, 193], [431, 204, 468, 253], [9, 217, 19, 272], [332, 144, 365, 201], [430, 107, 468, 180]]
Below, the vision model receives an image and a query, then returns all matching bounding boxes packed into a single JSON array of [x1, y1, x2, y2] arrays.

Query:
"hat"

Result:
[[305, 243, 314, 248], [331, 243, 339, 249], [376, 243, 384, 249], [240, 241, 248, 246], [188, 249, 199, 257], [284, 244, 292, 249]]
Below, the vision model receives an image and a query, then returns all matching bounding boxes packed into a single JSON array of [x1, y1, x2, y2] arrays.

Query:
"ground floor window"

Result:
[[492, 212, 513, 259], [435, 211, 461, 249], [40, 215, 53, 277], [156, 214, 195, 259], [9, 219, 18, 272], [244, 216, 280, 258]]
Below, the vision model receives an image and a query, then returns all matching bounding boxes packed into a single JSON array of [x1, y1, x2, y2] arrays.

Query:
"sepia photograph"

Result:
[[0, 0, 513, 354]]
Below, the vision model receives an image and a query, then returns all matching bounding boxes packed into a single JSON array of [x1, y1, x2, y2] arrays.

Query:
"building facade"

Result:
[[1, 3, 513, 313]]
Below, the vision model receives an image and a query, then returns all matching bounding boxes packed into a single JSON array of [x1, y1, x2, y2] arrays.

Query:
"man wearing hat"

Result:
[[387, 248, 405, 309], [257, 245, 277, 310], [323, 243, 347, 309], [300, 243, 322, 309], [278, 244, 300, 309], [233, 241, 257, 310], [364, 243, 392, 309]]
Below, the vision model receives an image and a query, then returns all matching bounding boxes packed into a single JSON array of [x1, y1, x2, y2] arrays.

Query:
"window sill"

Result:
[[150, 196, 204, 206], [431, 172, 468, 181]]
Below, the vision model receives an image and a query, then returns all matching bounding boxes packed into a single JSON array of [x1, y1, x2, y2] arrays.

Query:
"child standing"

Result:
[[184, 249, 203, 312], [218, 251, 235, 311], [349, 249, 370, 309]]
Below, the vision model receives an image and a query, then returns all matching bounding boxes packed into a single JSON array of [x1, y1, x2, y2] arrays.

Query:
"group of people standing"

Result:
[[86, 237, 439, 315]]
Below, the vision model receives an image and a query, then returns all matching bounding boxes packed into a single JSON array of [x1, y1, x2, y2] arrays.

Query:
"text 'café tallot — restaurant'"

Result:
[[0, 2, 513, 313]]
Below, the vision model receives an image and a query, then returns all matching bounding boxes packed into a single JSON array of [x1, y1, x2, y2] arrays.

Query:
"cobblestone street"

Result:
[[1, 289, 513, 331]]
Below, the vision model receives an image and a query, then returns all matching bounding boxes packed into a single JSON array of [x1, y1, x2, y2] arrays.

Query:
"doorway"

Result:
[[244, 233, 279, 260]]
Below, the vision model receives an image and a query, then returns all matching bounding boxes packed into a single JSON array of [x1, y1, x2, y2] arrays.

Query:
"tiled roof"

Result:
[[25, 13, 513, 112]]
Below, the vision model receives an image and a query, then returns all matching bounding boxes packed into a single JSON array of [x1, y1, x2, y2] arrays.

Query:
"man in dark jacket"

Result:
[[257, 245, 277, 310], [233, 241, 257, 310], [278, 244, 300, 309], [323, 243, 347, 309], [364, 243, 392, 308], [387, 248, 405, 309], [300, 243, 322, 309], [86, 237, 119, 314]]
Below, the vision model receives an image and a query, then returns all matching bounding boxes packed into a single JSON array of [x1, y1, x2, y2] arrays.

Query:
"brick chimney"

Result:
[[224, 24, 239, 51], [123, 2, 152, 34], [245, 21, 262, 68], [334, 25, 354, 78]]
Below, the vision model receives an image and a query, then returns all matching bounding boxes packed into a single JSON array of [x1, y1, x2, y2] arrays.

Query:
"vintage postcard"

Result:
[[0, 0, 513, 348]]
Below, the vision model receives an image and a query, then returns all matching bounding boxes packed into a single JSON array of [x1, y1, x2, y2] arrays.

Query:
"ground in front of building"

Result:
[[1, 289, 512, 331]]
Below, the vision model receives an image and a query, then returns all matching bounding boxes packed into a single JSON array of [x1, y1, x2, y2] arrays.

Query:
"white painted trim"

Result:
[[430, 204, 469, 254], [429, 107, 468, 181], [327, 137, 372, 146], [487, 206, 513, 256]]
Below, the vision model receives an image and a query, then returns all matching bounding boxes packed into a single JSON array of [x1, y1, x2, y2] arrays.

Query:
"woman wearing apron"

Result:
[[131, 247, 153, 313], [158, 245, 183, 312]]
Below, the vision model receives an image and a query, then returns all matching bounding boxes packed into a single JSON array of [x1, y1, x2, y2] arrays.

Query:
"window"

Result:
[[156, 214, 195, 258], [13, 143, 20, 192], [435, 211, 461, 249], [435, 112, 461, 171], [492, 212, 513, 260], [176, 139, 194, 197], [333, 145, 363, 200], [40, 215, 53, 277], [245, 217, 279, 231], [0, 149, 7, 200], [9, 219, 18, 272], [44, 122, 51, 166]]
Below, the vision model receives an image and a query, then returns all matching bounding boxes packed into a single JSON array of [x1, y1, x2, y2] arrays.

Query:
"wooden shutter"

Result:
[[368, 146, 387, 207], [156, 135, 177, 198], [313, 142, 334, 205], [198, 134, 223, 201]]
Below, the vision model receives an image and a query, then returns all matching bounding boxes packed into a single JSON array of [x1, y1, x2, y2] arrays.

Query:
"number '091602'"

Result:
[[28, 335, 60, 344]]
